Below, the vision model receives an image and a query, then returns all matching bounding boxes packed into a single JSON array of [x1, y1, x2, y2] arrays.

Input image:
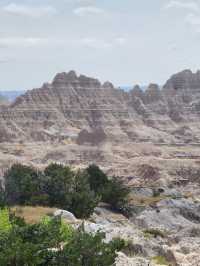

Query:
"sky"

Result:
[[1, 0, 200, 90]]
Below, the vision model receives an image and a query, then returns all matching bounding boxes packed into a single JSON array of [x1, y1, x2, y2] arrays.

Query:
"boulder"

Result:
[[54, 209, 77, 222]]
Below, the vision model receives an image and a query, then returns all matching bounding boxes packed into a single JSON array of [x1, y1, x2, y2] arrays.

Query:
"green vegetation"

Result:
[[129, 194, 168, 207], [0, 182, 5, 208], [69, 170, 100, 218], [152, 255, 171, 265], [0, 208, 125, 266], [0, 208, 12, 232], [86, 164, 131, 216], [4, 164, 44, 206], [86, 164, 108, 194], [11, 206, 57, 224], [1, 163, 130, 219], [0, 163, 130, 264], [55, 227, 125, 266], [143, 228, 167, 238], [101, 179, 130, 212]]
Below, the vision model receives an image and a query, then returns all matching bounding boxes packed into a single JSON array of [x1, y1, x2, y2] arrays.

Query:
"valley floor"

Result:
[[0, 141, 200, 265]]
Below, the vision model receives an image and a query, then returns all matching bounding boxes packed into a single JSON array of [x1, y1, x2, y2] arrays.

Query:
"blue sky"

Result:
[[1, 0, 200, 90]]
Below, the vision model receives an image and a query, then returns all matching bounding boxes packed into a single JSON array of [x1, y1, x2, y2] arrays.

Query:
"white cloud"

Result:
[[0, 58, 12, 64], [81, 37, 127, 49], [164, 1, 200, 33], [2, 3, 57, 18], [164, 0, 199, 12], [81, 38, 112, 49], [0, 37, 48, 47], [115, 37, 127, 46], [76, 0, 95, 4], [0, 37, 127, 49], [185, 12, 200, 25], [73, 6, 105, 16], [64, 0, 94, 3]]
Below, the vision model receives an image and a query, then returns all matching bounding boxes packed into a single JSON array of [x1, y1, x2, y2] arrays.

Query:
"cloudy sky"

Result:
[[1, 0, 200, 90]]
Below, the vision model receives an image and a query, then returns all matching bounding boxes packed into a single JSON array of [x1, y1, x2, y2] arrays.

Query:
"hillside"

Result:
[[0, 70, 200, 266], [0, 70, 200, 174]]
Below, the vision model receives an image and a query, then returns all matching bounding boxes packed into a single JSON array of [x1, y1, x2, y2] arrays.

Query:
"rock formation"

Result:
[[1, 70, 200, 265], [2, 70, 200, 143], [1, 69, 200, 173]]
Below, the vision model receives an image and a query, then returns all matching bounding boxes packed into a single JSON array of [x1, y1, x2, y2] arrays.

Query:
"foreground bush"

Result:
[[4, 164, 44, 206], [0, 182, 5, 208], [2, 163, 130, 219], [87, 165, 130, 215], [4, 164, 100, 219], [53, 228, 125, 266], [0, 208, 124, 266], [86, 164, 108, 194]]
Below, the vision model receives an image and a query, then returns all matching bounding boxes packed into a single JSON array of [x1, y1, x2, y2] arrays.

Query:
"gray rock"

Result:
[[136, 198, 200, 232], [54, 209, 77, 222]]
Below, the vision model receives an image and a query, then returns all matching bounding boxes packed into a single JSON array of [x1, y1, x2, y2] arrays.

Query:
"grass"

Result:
[[0, 209, 12, 232], [152, 255, 171, 265], [184, 192, 194, 199], [143, 228, 167, 239], [11, 206, 57, 224], [129, 195, 168, 206]]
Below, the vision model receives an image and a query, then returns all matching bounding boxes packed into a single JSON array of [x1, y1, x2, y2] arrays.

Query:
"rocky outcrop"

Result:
[[1, 69, 200, 172], [58, 196, 200, 266], [1, 70, 200, 265], [77, 128, 107, 145], [1, 69, 200, 144], [164, 69, 200, 91]]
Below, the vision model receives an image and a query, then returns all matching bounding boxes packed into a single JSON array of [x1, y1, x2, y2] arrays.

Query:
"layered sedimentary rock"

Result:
[[1, 69, 200, 144], [1, 69, 200, 172], [1, 70, 200, 266]]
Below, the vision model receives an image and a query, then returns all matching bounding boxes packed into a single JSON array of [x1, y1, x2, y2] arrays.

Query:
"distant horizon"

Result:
[[1, 66, 199, 92], [3, 66, 200, 92], [1, 1, 200, 90], [0, 84, 152, 92], [0, 70, 153, 91]]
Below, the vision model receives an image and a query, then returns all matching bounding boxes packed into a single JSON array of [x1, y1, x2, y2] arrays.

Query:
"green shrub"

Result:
[[43, 163, 74, 208], [101, 178, 130, 213], [4, 164, 43, 206], [0, 208, 12, 233], [86, 164, 108, 193], [0, 183, 6, 208], [152, 255, 170, 265], [69, 170, 100, 218], [87, 165, 130, 215], [152, 188, 161, 197], [44, 165, 100, 218], [51, 227, 125, 266], [0, 212, 124, 266], [3, 163, 130, 219], [144, 228, 167, 238]]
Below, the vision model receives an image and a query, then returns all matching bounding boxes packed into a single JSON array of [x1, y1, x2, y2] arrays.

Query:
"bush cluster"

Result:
[[143, 228, 167, 238], [0, 208, 125, 266], [1, 163, 130, 219]]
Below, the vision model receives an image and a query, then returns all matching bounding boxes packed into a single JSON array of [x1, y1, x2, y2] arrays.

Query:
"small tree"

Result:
[[70, 171, 100, 218], [0, 209, 125, 266], [0, 211, 73, 266], [52, 226, 125, 266], [102, 178, 130, 212], [0, 181, 5, 208], [86, 164, 108, 194], [87, 165, 131, 216], [44, 163, 74, 208], [4, 164, 42, 205]]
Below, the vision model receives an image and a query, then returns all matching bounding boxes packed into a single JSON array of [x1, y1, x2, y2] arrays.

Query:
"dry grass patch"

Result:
[[152, 255, 171, 265], [11, 206, 57, 224], [129, 195, 168, 206]]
